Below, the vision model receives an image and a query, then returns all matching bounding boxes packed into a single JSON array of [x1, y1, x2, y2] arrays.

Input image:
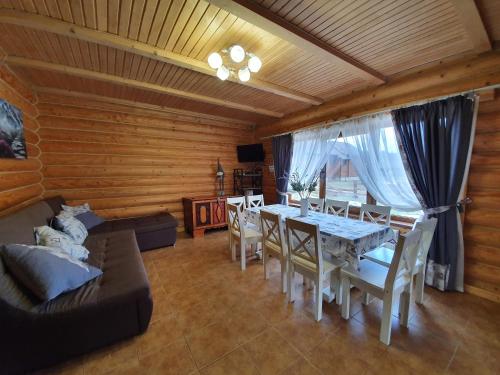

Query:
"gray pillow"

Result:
[[34, 226, 89, 261], [75, 211, 105, 230], [0, 244, 102, 301], [53, 213, 88, 245]]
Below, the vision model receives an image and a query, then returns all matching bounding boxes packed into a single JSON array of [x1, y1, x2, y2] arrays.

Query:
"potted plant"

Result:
[[289, 172, 318, 217]]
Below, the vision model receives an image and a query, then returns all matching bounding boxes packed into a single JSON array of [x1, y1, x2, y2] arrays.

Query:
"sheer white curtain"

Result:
[[290, 125, 341, 187], [339, 113, 421, 212]]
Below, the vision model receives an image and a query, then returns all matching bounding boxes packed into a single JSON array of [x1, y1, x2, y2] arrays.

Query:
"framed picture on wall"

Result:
[[0, 98, 26, 159]]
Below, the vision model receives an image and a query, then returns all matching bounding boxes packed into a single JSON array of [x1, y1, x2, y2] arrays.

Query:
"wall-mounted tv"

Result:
[[237, 143, 265, 163]]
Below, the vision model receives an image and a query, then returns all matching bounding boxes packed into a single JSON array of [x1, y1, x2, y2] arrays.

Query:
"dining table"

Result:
[[245, 204, 395, 270]]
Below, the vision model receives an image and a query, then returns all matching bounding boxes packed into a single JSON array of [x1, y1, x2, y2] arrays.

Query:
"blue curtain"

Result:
[[272, 134, 293, 204], [392, 95, 476, 291]]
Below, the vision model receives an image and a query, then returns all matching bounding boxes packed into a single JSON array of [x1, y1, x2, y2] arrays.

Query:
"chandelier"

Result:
[[207, 45, 262, 82]]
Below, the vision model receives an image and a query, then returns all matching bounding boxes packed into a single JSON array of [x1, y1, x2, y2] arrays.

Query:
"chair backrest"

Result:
[[227, 203, 245, 237], [385, 229, 422, 291], [246, 194, 264, 208], [324, 199, 349, 218], [227, 196, 246, 213], [308, 197, 324, 212], [260, 210, 286, 257], [285, 218, 322, 273], [414, 218, 438, 264], [360, 203, 391, 226]]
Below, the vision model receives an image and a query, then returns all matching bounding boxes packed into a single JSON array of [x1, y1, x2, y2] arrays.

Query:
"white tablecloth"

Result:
[[245, 204, 394, 268]]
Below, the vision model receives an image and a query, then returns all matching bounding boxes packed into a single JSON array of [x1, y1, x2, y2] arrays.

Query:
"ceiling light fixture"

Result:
[[207, 45, 262, 82]]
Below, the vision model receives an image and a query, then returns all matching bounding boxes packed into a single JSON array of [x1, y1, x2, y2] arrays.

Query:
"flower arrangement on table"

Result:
[[289, 171, 318, 199]]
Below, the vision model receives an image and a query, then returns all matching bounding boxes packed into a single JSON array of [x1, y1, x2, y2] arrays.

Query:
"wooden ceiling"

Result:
[[0, 0, 497, 124]]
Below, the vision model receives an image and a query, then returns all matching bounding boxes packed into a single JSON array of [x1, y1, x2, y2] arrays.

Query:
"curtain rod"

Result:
[[274, 83, 500, 137]]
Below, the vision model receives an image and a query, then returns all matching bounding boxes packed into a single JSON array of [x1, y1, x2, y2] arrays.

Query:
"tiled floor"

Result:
[[40, 231, 499, 375]]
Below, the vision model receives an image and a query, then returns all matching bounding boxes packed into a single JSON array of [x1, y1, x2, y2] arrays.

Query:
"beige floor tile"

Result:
[[139, 338, 197, 375], [186, 322, 241, 368], [137, 314, 184, 357], [200, 348, 260, 375], [243, 328, 302, 375]]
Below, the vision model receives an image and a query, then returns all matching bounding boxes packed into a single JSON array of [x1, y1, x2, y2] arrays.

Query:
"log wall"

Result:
[[36, 92, 253, 227], [464, 93, 500, 302], [0, 62, 43, 216]]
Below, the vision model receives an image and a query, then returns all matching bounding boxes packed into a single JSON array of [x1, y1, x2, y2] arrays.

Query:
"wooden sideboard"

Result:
[[182, 195, 228, 237]]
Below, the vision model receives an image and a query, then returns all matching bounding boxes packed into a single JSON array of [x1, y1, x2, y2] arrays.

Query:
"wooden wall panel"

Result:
[[262, 138, 277, 205], [37, 93, 252, 227], [464, 93, 500, 302], [0, 63, 43, 216]]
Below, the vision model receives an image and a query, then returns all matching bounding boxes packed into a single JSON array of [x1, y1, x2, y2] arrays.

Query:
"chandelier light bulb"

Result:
[[207, 52, 223, 69], [248, 55, 262, 73], [216, 65, 230, 81], [230, 45, 245, 63], [238, 67, 250, 82]]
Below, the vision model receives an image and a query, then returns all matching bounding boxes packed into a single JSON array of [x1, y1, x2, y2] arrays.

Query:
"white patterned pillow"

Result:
[[54, 214, 88, 245], [34, 226, 89, 261], [61, 203, 91, 216]]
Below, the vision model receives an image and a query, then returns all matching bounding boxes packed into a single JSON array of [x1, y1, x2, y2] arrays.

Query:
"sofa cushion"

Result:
[[0, 244, 102, 301], [75, 211, 105, 230], [0, 201, 54, 246], [34, 229, 150, 314]]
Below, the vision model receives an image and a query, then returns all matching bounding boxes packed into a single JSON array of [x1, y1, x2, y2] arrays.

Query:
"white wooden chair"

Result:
[[362, 218, 438, 304], [341, 229, 422, 345], [324, 199, 349, 218], [227, 203, 262, 271], [246, 194, 264, 208], [226, 196, 248, 252], [360, 203, 391, 226], [227, 196, 246, 212], [286, 218, 346, 321], [308, 197, 324, 212], [260, 210, 287, 293]]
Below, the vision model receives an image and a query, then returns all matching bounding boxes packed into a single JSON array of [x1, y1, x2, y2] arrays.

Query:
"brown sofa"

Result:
[[0, 197, 168, 374]]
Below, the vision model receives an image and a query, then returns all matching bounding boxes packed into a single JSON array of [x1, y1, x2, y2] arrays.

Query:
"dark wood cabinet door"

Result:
[[211, 200, 226, 225], [195, 202, 211, 227]]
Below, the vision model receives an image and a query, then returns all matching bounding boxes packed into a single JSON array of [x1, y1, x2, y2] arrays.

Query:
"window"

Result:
[[325, 137, 367, 207]]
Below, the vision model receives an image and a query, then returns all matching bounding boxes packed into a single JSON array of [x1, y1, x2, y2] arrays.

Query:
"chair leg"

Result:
[[287, 263, 295, 303], [263, 248, 269, 280], [231, 237, 236, 262], [315, 276, 323, 321], [341, 276, 350, 320], [362, 292, 371, 305], [380, 293, 394, 345], [399, 289, 411, 327], [415, 269, 425, 304], [330, 269, 342, 305], [240, 241, 246, 271], [280, 258, 287, 294]]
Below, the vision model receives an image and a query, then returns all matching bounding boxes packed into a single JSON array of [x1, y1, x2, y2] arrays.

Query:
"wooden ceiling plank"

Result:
[[107, 0, 120, 34], [68, 0, 85, 26], [118, 0, 133, 38], [0, 9, 321, 105], [138, 0, 159, 43], [207, 0, 385, 85], [147, 0, 172, 45], [449, 0, 491, 53], [6, 55, 284, 118], [128, 0, 146, 40]]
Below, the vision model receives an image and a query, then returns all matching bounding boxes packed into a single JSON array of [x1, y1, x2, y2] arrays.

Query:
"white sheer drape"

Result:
[[290, 126, 341, 187], [339, 113, 421, 212]]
